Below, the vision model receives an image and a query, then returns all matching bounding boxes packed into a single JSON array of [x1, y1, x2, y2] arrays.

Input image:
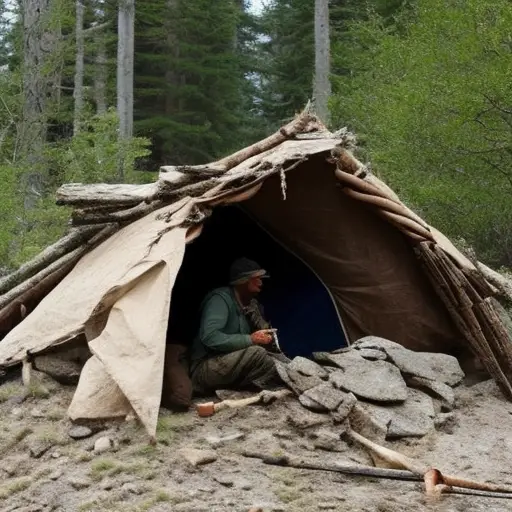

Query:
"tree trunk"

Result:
[[117, 0, 135, 180], [313, 0, 331, 126], [93, 0, 108, 115], [73, 0, 85, 135], [20, 0, 51, 209]]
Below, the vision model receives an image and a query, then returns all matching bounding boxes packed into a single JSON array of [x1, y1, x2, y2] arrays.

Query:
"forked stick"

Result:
[[346, 428, 512, 498]]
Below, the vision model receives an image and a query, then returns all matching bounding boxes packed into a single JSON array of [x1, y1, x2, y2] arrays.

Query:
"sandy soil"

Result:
[[1, 373, 511, 512]]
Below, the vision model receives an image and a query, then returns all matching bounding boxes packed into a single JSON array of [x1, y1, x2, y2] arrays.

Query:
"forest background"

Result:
[[0, 0, 510, 271]]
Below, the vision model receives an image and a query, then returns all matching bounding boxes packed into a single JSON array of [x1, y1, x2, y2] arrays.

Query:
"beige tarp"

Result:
[[245, 155, 460, 353], [0, 203, 191, 437]]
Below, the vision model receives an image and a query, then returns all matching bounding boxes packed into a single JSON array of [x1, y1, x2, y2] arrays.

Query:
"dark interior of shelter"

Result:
[[167, 205, 347, 358]]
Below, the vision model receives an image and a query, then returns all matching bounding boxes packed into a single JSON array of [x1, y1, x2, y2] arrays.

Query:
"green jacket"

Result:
[[191, 287, 253, 365]]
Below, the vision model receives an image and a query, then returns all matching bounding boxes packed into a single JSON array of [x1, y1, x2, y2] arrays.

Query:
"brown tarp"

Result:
[[245, 155, 460, 353]]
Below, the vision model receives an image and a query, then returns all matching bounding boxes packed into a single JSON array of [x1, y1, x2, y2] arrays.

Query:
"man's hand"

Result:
[[251, 329, 273, 345]]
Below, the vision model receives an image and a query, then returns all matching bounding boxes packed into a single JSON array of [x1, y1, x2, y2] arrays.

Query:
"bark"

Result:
[[313, 0, 331, 125], [93, 1, 108, 114], [56, 182, 160, 206], [20, 0, 51, 209], [0, 224, 118, 310], [73, 0, 85, 135], [0, 225, 105, 294], [477, 262, 512, 303], [117, 0, 135, 180]]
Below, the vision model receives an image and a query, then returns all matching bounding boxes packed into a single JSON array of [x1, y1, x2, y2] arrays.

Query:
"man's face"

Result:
[[246, 275, 263, 294]]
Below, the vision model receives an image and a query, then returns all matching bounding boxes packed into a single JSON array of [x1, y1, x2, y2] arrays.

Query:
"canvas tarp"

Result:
[[245, 155, 461, 353], [0, 203, 192, 437]]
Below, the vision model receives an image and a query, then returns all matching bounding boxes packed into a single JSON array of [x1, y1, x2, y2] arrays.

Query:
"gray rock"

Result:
[[214, 475, 234, 487], [348, 403, 388, 443], [94, 436, 114, 454], [302, 382, 347, 411], [33, 354, 82, 385], [275, 361, 301, 395], [299, 393, 326, 412], [356, 348, 388, 361], [180, 448, 218, 466], [29, 440, 53, 459], [331, 392, 358, 423], [287, 368, 324, 393], [329, 354, 408, 402], [286, 403, 330, 429], [68, 477, 91, 490], [405, 375, 455, 411], [359, 389, 436, 439], [101, 478, 115, 490], [435, 412, 459, 434], [239, 480, 253, 490], [68, 426, 93, 440], [288, 357, 329, 379], [352, 336, 402, 351], [310, 429, 345, 452], [49, 470, 63, 481]]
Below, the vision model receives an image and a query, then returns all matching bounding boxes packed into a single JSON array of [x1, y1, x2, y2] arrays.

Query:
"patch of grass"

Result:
[[275, 486, 302, 504], [155, 413, 194, 446], [33, 426, 68, 446], [89, 459, 146, 482], [27, 382, 50, 399], [0, 477, 32, 500], [77, 452, 94, 463], [136, 490, 173, 511], [132, 443, 157, 457], [0, 426, 33, 455], [0, 383, 25, 402], [47, 409, 65, 421]]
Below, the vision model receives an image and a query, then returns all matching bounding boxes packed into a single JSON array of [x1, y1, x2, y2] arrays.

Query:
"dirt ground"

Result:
[[1, 372, 512, 512]]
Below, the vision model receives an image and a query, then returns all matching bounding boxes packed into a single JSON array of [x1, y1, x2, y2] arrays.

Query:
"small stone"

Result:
[[68, 426, 93, 440], [198, 486, 216, 493], [299, 393, 326, 412], [29, 440, 53, 459], [49, 470, 63, 481], [51, 451, 61, 459], [240, 480, 253, 490], [101, 478, 115, 490], [69, 477, 91, 490], [121, 482, 143, 495], [288, 357, 329, 379], [310, 429, 345, 452], [11, 407, 23, 418], [435, 412, 459, 434], [286, 402, 330, 429], [319, 503, 337, 510], [180, 448, 218, 467], [30, 408, 45, 418], [214, 475, 234, 487], [3, 464, 16, 477], [94, 436, 113, 454], [406, 376, 455, 411], [329, 354, 408, 402], [273, 430, 294, 440], [303, 382, 347, 411], [331, 393, 358, 423]]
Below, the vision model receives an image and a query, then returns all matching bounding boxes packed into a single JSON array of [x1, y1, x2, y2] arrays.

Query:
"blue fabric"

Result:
[[168, 205, 347, 357]]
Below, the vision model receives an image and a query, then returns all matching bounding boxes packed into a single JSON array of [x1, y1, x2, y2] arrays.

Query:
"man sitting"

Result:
[[190, 258, 281, 395]]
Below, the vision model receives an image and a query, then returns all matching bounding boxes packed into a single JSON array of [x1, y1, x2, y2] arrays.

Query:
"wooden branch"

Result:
[[0, 224, 118, 309], [71, 200, 165, 226], [477, 262, 512, 303], [0, 225, 104, 294], [56, 182, 160, 207]]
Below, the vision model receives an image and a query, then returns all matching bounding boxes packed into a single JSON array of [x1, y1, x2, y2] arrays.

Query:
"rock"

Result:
[[288, 357, 329, 379], [287, 367, 324, 393], [3, 464, 17, 477], [299, 393, 326, 412], [352, 336, 402, 351], [319, 503, 338, 510], [310, 429, 345, 452], [239, 480, 253, 490], [68, 426, 93, 440], [405, 375, 455, 411], [29, 440, 53, 459], [205, 432, 245, 447], [6, 394, 27, 406], [30, 408, 45, 418], [121, 482, 144, 495], [331, 393, 358, 423], [69, 477, 91, 490], [329, 354, 408, 402], [33, 354, 82, 385], [180, 448, 218, 467], [356, 348, 388, 361], [348, 403, 388, 443], [49, 470, 63, 481], [435, 412, 459, 434], [286, 403, 330, 429], [11, 407, 23, 418], [359, 389, 436, 439], [213, 475, 235, 487], [94, 436, 113, 454], [101, 478, 115, 490], [51, 451, 61, 458], [275, 361, 300, 395], [302, 382, 347, 411]]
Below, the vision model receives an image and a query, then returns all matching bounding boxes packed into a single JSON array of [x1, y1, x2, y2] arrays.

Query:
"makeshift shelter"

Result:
[[1, 107, 512, 440]]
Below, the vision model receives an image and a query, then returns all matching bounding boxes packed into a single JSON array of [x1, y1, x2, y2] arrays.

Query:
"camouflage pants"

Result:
[[190, 345, 281, 396]]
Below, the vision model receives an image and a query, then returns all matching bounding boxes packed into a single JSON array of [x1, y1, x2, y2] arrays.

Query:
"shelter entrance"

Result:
[[168, 205, 347, 358]]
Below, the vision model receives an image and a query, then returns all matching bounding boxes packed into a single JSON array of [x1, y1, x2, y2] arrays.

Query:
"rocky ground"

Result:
[[1, 368, 512, 512]]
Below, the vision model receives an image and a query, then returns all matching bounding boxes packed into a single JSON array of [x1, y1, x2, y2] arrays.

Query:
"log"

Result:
[[0, 225, 105, 294], [477, 262, 512, 303], [159, 105, 323, 180], [0, 224, 118, 309], [71, 200, 165, 226], [56, 182, 160, 207]]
